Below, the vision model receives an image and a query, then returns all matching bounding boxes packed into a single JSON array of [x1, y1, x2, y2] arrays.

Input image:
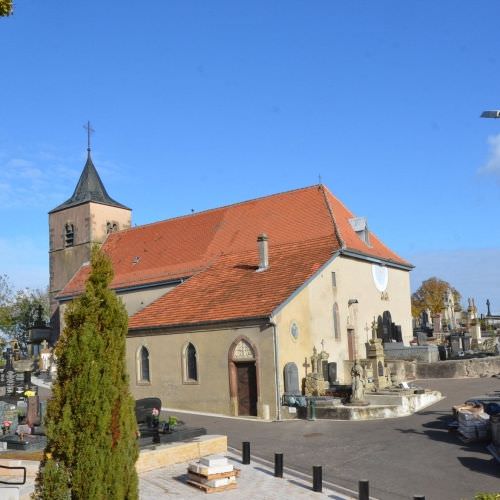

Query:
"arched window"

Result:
[[106, 221, 119, 234], [184, 343, 198, 382], [333, 302, 340, 340], [65, 223, 74, 247], [139, 346, 150, 382]]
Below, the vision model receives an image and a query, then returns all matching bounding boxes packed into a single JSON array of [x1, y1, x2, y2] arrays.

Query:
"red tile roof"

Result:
[[59, 185, 411, 328], [128, 236, 335, 329]]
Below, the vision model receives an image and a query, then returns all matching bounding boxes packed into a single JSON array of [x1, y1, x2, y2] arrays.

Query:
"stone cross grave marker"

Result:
[[302, 357, 310, 376], [450, 336, 461, 356], [283, 362, 300, 395]]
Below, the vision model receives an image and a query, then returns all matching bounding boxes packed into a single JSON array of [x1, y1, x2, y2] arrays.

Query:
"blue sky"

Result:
[[1, 1, 500, 313]]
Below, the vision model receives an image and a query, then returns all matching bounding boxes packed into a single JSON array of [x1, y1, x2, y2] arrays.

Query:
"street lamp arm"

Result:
[[480, 110, 500, 118]]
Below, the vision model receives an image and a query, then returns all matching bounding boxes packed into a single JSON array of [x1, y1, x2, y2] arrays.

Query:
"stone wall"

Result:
[[384, 343, 439, 363], [387, 356, 500, 381]]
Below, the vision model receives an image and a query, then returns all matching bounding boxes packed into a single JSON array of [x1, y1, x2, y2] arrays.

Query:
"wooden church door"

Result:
[[236, 362, 257, 416]]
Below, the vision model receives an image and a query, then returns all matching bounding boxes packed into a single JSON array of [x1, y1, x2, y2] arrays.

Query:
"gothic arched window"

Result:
[[65, 223, 74, 247], [186, 343, 198, 382], [138, 346, 150, 383], [333, 302, 340, 340]]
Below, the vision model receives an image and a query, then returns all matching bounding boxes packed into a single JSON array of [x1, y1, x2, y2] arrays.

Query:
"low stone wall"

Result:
[[416, 356, 500, 379], [387, 356, 500, 380], [314, 391, 442, 420], [136, 434, 227, 473]]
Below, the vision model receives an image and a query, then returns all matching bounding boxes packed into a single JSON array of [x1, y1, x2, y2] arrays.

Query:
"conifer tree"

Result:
[[34, 246, 138, 499]]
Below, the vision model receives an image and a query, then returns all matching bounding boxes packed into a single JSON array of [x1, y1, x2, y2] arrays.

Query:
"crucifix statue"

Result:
[[320, 339, 325, 352], [83, 120, 95, 152]]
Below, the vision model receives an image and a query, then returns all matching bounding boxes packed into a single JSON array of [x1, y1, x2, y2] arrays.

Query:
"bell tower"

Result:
[[48, 130, 131, 332]]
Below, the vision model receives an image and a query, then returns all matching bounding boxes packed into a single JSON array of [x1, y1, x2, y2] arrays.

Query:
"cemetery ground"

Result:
[[167, 378, 500, 500]]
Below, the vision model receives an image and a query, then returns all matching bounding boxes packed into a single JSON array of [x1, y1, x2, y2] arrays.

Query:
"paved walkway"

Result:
[[140, 451, 359, 499], [9, 451, 359, 499]]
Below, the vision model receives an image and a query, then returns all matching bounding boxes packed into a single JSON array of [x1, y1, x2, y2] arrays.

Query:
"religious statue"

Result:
[[49, 352, 58, 379], [350, 359, 365, 403], [40, 340, 51, 372]]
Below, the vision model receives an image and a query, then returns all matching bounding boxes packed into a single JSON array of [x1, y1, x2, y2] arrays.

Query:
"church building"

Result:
[[49, 149, 413, 419]]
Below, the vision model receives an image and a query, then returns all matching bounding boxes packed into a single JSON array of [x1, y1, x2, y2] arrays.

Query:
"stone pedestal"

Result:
[[470, 321, 482, 349], [432, 314, 442, 334], [366, 339, 389, 389]]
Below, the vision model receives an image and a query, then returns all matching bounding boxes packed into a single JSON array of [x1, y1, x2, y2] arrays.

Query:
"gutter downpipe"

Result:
[[269, 319, 281, 421]]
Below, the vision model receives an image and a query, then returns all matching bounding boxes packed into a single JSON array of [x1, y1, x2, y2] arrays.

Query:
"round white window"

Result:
[[372, 264, 388, 292]]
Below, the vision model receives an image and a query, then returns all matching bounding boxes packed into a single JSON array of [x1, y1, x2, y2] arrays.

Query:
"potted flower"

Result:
[[151, 407, 160, 428], [2, 420, 12, 435]]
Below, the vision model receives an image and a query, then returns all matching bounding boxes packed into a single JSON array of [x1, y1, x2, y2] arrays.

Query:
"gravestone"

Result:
[[135, 397, 162, 424], [450, 336, 461, 356], [39, 399, 48, 425], [327, 362, 337, 385], [15, 372, 25, 391], [462, 335, 472, 351], [283, 362, 300, 395], [417, 331, 428, 346], [27, 396, 40, 427], [5, 369, 15, 396], [394, 326, 403, 343], [321, 360, 329, 382], [4, 349, 15, 396], [0, 401, 18, 433]]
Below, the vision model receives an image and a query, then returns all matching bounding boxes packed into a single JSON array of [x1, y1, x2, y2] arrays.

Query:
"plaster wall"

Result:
[[118, 284, 177, 316], [58, 284, 176, 331], [272, 255, 412, 386], [88, 202, 131, 242], [126, 324, 278, 418]]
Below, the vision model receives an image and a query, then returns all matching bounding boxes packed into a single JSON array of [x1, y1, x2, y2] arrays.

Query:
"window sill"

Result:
[[136, 381, 151, 386], [182, 380, 199, 385]]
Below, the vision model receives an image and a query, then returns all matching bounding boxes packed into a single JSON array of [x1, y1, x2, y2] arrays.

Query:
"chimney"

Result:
[[257, 233, 269, 271]]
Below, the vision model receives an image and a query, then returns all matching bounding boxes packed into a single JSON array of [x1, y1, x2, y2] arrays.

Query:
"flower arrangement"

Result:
[[2, 420, 12, 435], [24, 390, 36, 398], [151, 407, 160, 428]]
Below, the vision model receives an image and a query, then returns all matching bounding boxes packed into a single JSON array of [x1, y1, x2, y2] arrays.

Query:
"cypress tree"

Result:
[[34, 246, 138, 499]]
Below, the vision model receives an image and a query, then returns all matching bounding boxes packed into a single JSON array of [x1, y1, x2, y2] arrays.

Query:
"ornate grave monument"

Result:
[[304, 346, 330, 396]]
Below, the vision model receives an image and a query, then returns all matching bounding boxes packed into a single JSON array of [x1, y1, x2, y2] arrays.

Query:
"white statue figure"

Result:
[[49, 352, 58, 379], [40, 341, 51, 372], [350, 359, 365, 403]]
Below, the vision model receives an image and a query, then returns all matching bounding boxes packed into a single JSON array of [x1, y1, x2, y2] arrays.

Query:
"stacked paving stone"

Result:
[[187, 455, 239, 493], [456, 403, 490, 442]]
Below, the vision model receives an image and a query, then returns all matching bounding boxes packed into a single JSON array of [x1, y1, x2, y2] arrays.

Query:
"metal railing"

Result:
[[0, 464, 27, 485]]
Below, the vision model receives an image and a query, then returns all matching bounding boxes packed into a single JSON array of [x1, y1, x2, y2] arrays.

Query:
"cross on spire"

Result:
[[83, 121, 95, 152]]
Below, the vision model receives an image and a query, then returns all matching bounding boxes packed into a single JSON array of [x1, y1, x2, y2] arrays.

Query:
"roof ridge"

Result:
[[108, 184, 322, 236], [318, 184, 345, 249]]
